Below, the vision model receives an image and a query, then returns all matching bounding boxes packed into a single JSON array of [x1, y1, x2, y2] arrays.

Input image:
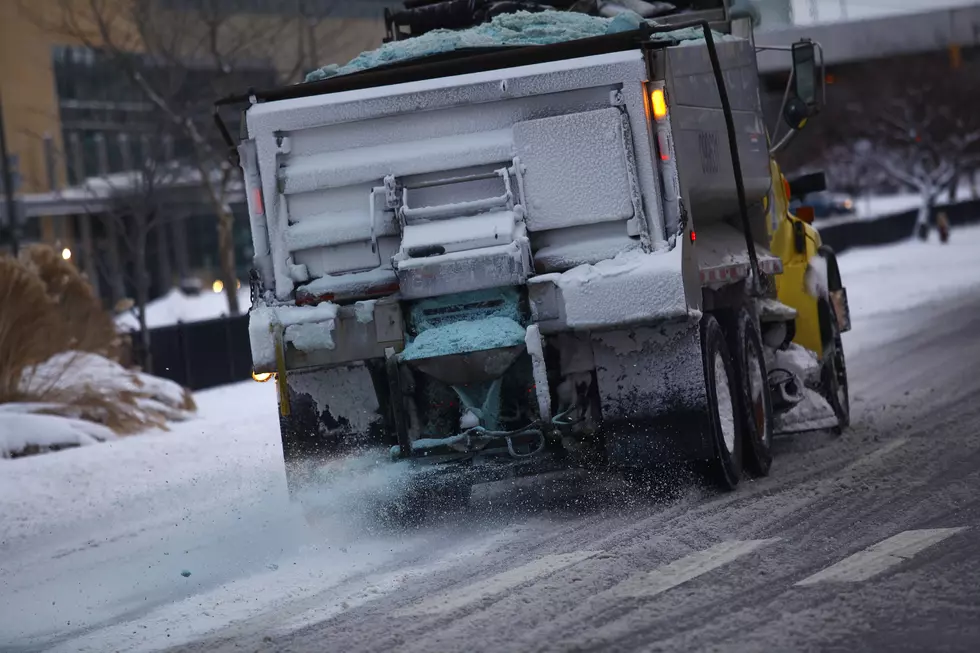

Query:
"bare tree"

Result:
[[74, 134, 184, 372], [28, 0, 346, 315], [823, 55, 980, 235]]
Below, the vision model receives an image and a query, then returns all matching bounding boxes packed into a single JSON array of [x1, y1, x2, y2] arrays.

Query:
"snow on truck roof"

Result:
[[304, 10, 728, 83]]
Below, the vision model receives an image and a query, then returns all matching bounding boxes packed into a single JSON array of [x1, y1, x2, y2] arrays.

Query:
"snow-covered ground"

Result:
[[837, 223, 980, 354], [2, 226, 979, 651], [116, 287, 251, 331], [821, 184, 979, 225]]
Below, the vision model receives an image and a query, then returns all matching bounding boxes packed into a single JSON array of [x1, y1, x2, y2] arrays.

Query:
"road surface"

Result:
[[141, 289, 980, 653]]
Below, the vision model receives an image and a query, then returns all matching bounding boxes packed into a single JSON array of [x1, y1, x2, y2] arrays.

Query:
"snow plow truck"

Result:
[[215, 0, 851, 520]]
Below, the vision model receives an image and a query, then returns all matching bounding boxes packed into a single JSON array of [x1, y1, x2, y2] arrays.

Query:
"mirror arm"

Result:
[[769, 128, 798, 156], [772, 65, 796, 144], [817, 41, 827, 110]]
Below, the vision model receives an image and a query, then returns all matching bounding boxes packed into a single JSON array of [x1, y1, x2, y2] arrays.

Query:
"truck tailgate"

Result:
[[245, 50, 664, 301]]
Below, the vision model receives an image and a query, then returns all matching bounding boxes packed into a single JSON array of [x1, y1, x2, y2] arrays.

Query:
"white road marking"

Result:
[[606, 539, 780, 599], [796, 528, 967, 586], [395, 550, 599, 617], [841, 437, 909, 476]]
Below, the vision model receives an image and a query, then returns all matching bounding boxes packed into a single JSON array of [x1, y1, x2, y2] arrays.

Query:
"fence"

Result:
[[135, 314, 252, 391], [819, 198, 980, 255], [138, 198, 980, 392]]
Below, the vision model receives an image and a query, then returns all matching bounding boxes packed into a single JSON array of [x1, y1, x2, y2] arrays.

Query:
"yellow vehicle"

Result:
[[766, 159, 851, 431]]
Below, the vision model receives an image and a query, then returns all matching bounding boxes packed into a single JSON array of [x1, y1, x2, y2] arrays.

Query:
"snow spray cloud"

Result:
[[290, 450, 419, 538]]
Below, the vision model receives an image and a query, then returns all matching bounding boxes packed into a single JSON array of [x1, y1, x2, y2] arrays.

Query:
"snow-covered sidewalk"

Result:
[[0, 381, 293, 648], [838, 224, 980, 355]]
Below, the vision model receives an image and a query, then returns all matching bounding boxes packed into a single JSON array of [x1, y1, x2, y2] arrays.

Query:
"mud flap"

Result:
[[279, 362, 391, 495], [593, 320, 713, 467]]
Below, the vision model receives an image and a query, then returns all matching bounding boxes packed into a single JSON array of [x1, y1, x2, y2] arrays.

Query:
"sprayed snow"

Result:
[[805, 254, 829, 299], [0, 406, 117, 458], [116, 288, 252, 331], [354, 300, 377, 324], [249, 303, 339, 367], [534, 246, 687, 328], [305, 10, 732, 82], [401, 316, 526, 361]]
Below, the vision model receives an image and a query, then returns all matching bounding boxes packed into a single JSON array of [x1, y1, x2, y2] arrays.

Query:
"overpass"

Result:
[[754, 2, 980, 72]]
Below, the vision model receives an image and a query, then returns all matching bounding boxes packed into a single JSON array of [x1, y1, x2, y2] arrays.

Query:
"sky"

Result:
[[789, 0, 980, 24]]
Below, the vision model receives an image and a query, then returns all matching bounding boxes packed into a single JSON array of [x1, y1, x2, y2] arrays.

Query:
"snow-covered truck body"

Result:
[[221, 12, 839, 504]]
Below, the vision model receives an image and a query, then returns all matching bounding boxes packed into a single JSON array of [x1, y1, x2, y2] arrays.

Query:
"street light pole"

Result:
[[0, 90, 20, 256]]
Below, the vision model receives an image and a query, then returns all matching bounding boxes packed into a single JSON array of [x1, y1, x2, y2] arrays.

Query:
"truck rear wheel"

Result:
[[821, 301, 850, 431], [701, 315, 744, 490], [733, 308, 774, 477]]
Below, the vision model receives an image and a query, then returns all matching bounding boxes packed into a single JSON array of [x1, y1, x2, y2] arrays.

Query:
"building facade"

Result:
[[1, 0, 393, 304]]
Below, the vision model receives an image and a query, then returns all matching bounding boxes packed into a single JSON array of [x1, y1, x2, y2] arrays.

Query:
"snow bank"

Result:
[[305, 10, 729, 82], [2, 352, 194, 456], [0, 405, 117, 458], [19, 351, 193, 425], [838, 223, 980, 323], [835, 223, 980, 357], [116, 287, 251, 331]]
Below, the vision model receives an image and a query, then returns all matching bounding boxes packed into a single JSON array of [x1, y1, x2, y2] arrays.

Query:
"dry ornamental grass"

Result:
[[0, 246, 194, 447]]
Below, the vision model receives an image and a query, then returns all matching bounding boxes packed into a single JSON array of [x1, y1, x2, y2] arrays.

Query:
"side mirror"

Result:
[[791, 40, 819, 113], [787, 171, 827, 200]]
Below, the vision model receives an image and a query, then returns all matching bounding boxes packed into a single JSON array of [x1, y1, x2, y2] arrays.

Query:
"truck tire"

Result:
[[701, 314, 744, 490], [820, 301, 850, 431], [733, 307, 774, 477]]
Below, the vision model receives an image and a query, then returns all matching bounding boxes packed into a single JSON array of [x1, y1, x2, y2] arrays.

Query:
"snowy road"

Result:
[[3, 231, 980, 652]]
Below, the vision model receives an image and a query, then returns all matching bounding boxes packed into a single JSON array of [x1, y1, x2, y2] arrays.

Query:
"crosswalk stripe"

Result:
[[396, 550, 600, 617], [605, 539, 780, 599], [796, 528, 966, 586]]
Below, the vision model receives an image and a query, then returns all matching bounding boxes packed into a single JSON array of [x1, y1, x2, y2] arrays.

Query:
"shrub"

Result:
[[0, 246, 194, 441]]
